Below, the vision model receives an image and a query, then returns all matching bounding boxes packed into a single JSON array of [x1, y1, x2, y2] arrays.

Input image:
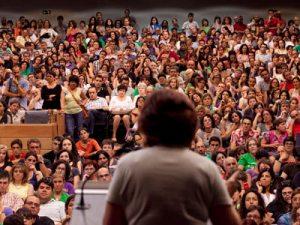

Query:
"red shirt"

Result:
[[9, 151, 27, 161], [234, 23, 247, 32], [76, 139, 101, 158]]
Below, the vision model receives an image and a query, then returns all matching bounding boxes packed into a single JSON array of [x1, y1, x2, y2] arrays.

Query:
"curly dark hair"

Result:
[[239, 189, 265, 219]]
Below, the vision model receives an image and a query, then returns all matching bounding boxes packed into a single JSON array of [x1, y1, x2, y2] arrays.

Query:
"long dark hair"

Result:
[[59, 138, 79, 163], [240, 189, 265, 219]]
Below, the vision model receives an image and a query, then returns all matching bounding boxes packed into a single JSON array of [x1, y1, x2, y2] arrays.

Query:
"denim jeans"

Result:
[[84, 109, 109, 135], [65, 111, 84, 141]]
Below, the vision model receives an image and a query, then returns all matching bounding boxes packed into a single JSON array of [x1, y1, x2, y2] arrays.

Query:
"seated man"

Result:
[[24, 195, 54, 225], [230, 116, 259, 152], [84, 86, 109, 135], [7, 98, 25, 124], [37, 177, 66, 224], [0, 171, 23, 212], [97, 167, 112, 182]]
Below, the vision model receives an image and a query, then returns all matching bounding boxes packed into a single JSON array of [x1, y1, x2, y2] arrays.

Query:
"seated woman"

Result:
[[252, 168, 276, 207], [9, 163, 34, 200], [267, 181, 293, 223], [0, 100, 11, 124], [238, 138, 259, 171], [59, 137, 82, 174], [261, 118, 289, 155], [76, 128, 101, 159], [56, 152, 80, 189], [0, 145, 13, 172], [109, 84, 134, 142], [196, 114, 221, 147], [24, 152, 43, 189], [97, 150, 111, 168], [239, 189, 265, 220], [253, 109, 274, 136], [52, 172, 70, 203]]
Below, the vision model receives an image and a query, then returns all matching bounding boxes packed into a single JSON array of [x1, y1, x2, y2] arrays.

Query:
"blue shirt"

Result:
[[6, 77, 29, 109]]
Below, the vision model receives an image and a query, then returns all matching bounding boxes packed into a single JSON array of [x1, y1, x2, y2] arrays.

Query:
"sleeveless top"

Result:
[[64, 87, 82, 114]]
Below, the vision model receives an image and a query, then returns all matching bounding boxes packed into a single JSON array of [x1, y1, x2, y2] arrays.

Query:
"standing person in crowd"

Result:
[[41, 71, 64, 110], [103, 90, 241, 225], [182, 12, 199, 37], [0, 9, 300, 225], [63, 75, 87, 141], [3, 65, 29, 110]]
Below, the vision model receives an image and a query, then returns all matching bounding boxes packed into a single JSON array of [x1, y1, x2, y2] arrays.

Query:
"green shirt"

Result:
[[52, 192, 69, 203], [238, 153, 257, 171]]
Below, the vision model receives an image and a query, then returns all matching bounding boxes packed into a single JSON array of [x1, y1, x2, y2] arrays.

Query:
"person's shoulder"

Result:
[[4, 191, 22, 200], [51, 199, 65, 207], [37, 216, 55, 225]]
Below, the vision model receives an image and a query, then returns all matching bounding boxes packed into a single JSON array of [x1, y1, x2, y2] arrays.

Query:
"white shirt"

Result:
[[39, 199, 66, 224], [109, 96, 134, 111]]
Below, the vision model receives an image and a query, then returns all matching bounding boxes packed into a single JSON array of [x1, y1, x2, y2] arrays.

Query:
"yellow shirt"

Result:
[[63, 87, 82, 114], [9, 183, 31, 200]]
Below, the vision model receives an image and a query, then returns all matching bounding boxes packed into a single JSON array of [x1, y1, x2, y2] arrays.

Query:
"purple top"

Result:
[[64, 182, 75, 195]]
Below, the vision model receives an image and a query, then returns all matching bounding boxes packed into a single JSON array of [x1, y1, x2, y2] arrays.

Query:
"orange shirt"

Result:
[[76, 139, 101, 158]]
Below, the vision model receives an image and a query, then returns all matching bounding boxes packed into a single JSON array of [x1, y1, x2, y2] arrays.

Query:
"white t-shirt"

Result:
[[39, 199, 66, 223], [40, 28, 58, 48]]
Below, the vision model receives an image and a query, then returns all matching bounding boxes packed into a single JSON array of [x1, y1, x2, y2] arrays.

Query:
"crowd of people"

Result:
[[0, 7, 299, 225]]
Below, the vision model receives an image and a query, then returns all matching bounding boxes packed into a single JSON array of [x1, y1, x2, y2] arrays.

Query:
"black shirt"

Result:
[[34, 216, 54, 225]]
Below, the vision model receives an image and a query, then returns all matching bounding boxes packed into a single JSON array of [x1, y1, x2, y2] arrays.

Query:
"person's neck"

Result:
[[82, 139, 89, 144], [14, 180, 22, 185], [40, 197, 51, 204], [54, 190, 62, 197], [243, 130, 249, 135], [205, 127, 213, 133]]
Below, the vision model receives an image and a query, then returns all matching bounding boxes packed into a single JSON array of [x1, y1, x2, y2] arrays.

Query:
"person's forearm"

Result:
[[5, 90, 19, 97], [273, 160, 282, 174], [39, 163, 51, 177]]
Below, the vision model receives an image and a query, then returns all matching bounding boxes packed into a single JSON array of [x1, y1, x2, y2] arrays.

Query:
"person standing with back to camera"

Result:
[[103, 89, 241, 225]]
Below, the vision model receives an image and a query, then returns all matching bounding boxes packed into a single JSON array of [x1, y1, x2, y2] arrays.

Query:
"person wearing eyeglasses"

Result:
[[267, 181, 293, 223], [230, 116, 259, 152], [278, 189, 300, 225], [24, 195, 54, 225]]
